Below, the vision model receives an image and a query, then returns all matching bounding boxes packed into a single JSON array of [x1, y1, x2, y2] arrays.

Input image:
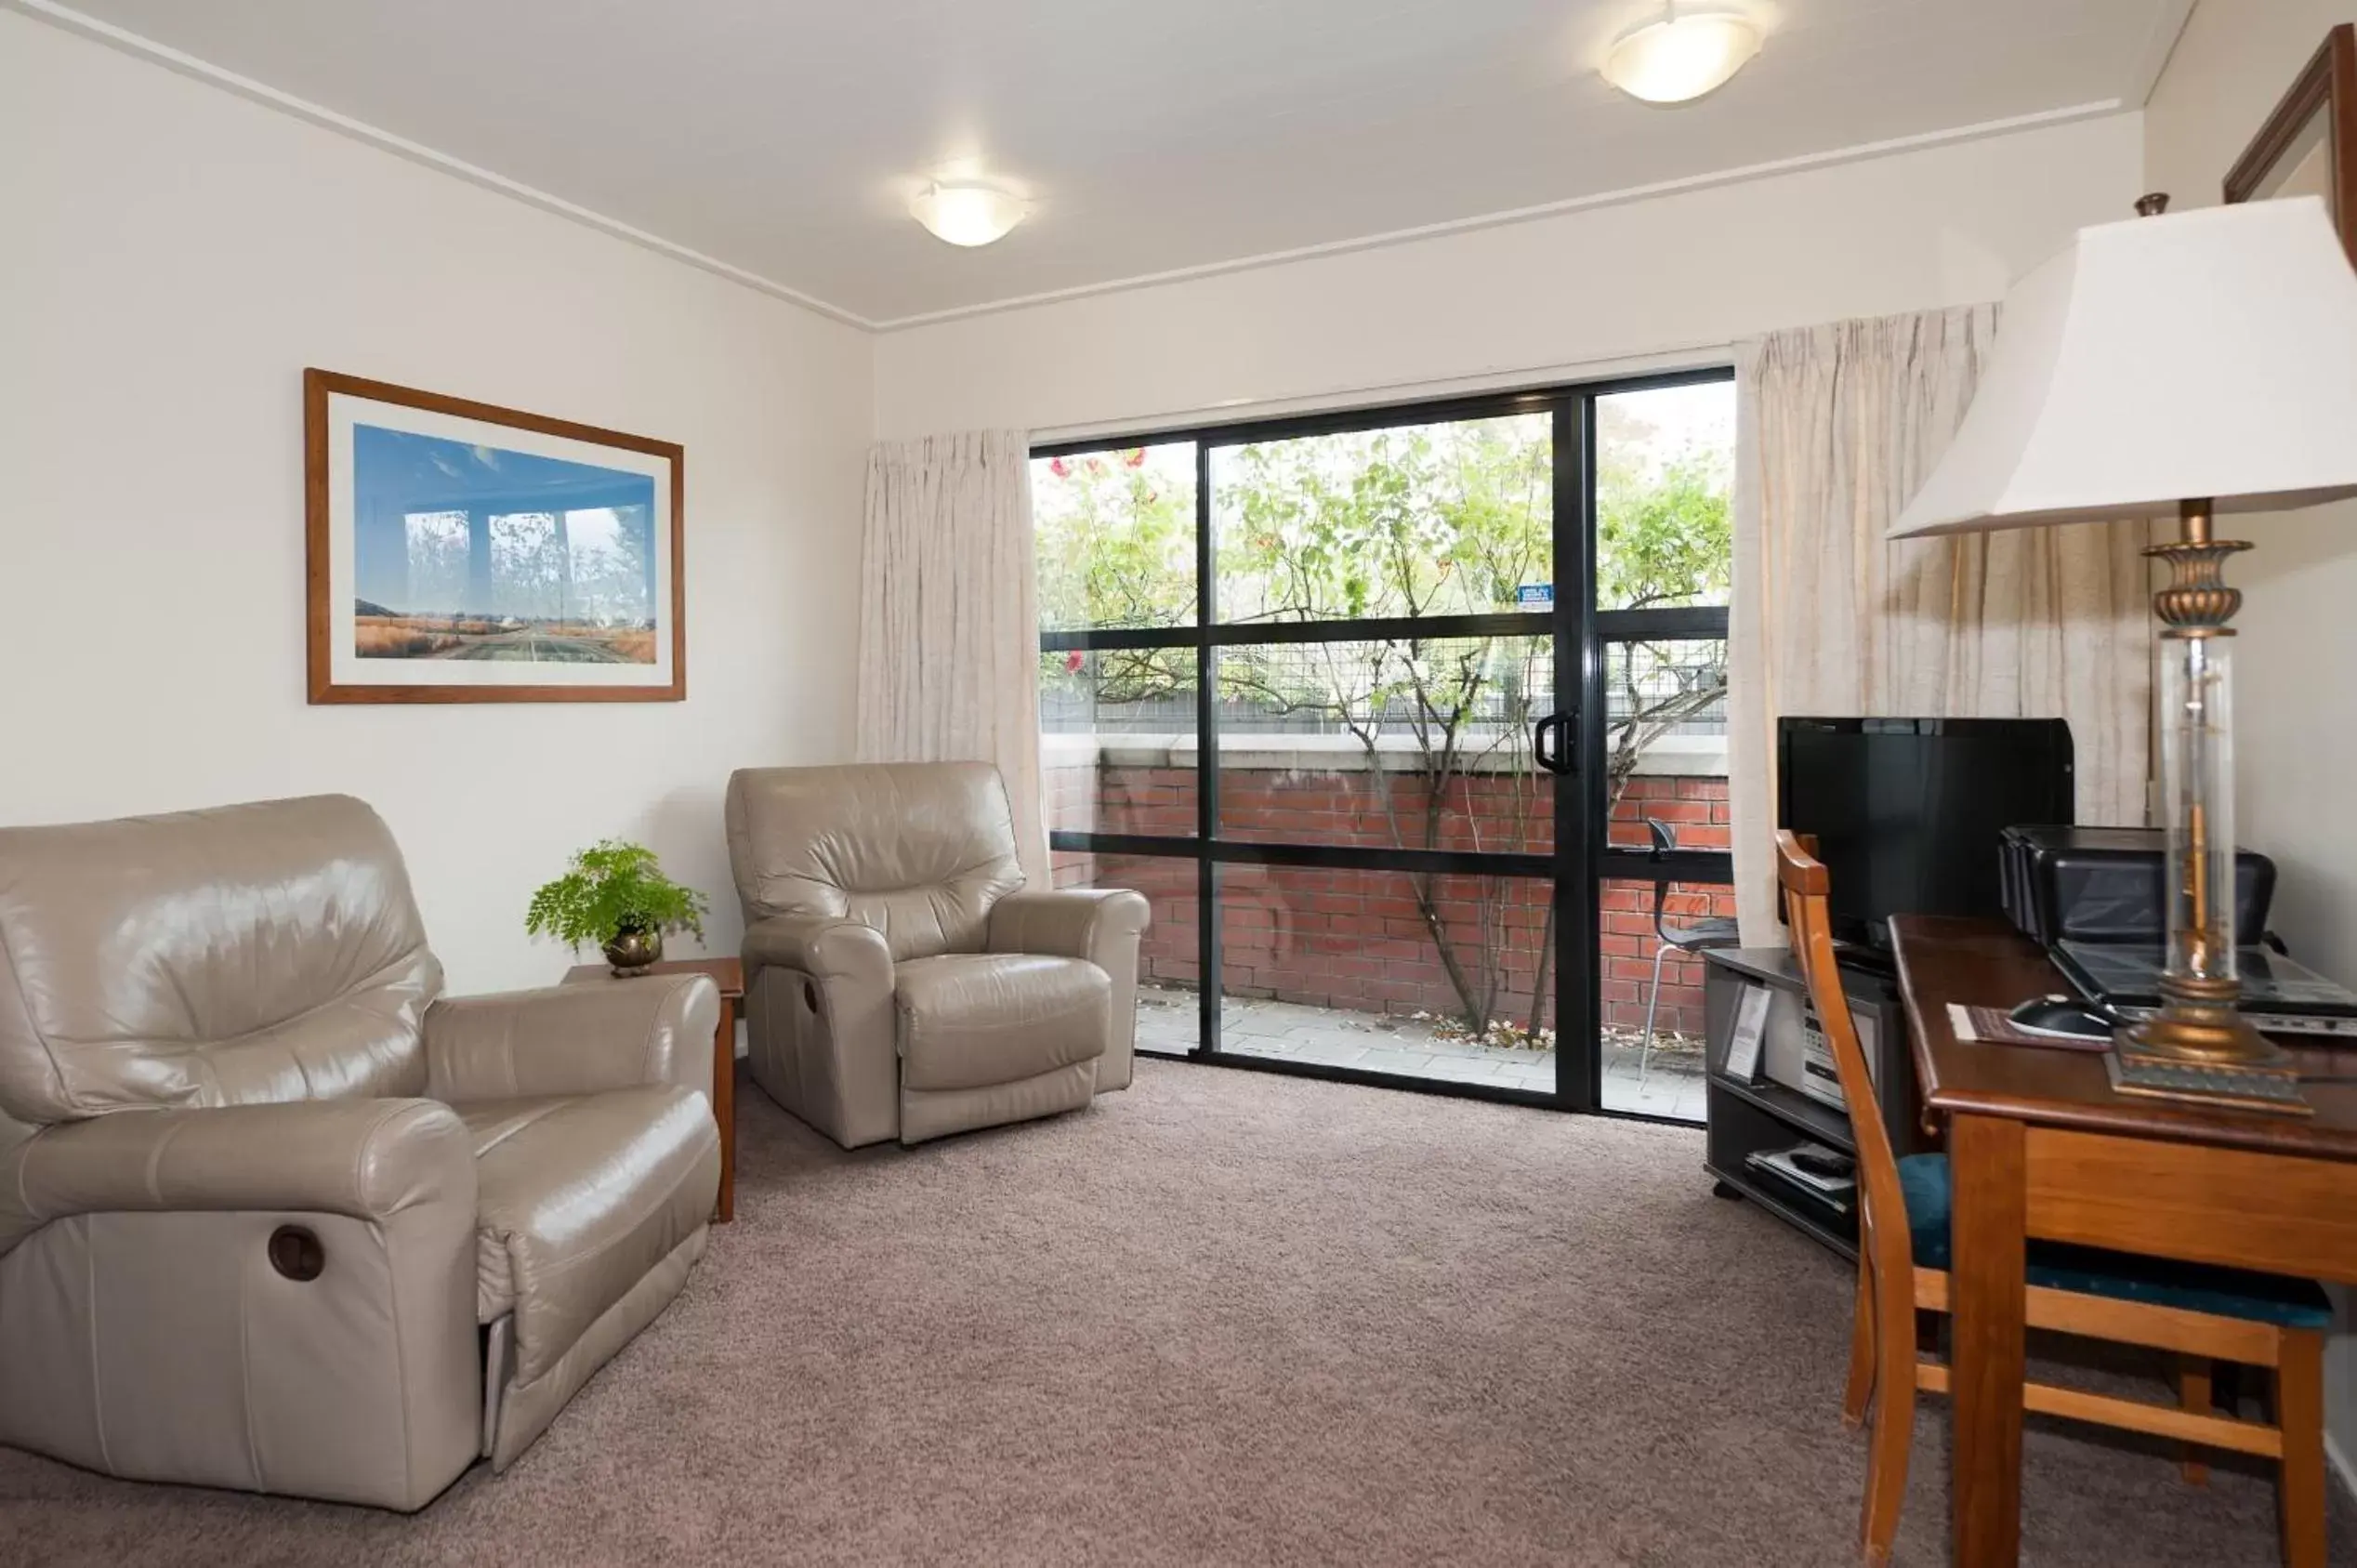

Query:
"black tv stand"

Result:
[[1698, 946, 1917, 1261]]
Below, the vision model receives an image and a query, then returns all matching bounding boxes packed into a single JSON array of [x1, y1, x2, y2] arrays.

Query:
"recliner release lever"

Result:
[[269, 1225, 325, 1282]]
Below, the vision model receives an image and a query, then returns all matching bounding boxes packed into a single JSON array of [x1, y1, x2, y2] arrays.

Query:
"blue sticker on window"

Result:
[[1516, 584, 1554, 606]]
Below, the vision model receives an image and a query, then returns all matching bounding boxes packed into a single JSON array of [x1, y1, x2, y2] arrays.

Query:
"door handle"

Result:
[[1533, 712, 1575, 775]]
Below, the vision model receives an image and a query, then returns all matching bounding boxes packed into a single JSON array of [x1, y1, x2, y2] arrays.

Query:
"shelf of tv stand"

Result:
[[1699, 946, 1916, 1262], [1706, 1153, 1859, 1262], [1712, 1070, 1854, 1153]]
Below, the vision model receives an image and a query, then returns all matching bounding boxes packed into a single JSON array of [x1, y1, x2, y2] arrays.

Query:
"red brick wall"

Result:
[[1048, 759, 1733, 1040]]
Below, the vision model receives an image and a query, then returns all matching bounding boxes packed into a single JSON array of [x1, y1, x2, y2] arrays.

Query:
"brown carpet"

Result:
[[0, 1060, 2346, 1566]]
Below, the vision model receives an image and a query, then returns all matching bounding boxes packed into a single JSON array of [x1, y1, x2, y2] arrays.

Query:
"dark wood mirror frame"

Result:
[[2225, 22, 2357, 268]]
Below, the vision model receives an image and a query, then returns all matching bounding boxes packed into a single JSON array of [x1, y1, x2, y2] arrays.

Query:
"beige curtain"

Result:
[[1728, 307, 2151, 941], [855, 430, 1050, 885]]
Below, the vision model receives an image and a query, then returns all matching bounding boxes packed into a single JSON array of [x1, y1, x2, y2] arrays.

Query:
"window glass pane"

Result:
[[1211, 414, 1551, 624], [1028, 378, 1739, 1117], [1597, 876, 1727, 1122], [1214, 636, 1554, 850], [1216, 863, 1557, 1087], [1600, 637, 1728, 828], [1032, 443, 1197, 631], [1050, 850, 1199, 1057], [1040, 647, 1197, 839], [1598, 629, 1729, 1125], [1595, 382, 1733, 611]]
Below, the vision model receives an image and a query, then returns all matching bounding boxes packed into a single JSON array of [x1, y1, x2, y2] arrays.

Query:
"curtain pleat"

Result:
[[1729, 307, 2152, 942], [855, 430, 1050, 885]]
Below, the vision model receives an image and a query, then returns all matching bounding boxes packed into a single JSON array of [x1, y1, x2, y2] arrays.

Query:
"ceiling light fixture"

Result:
[[908, 178, 1028, 247], [1601, 3, 1762, 104]]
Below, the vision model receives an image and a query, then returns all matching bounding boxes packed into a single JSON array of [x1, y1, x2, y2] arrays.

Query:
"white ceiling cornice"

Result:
[[12, 0, 2140, 336]]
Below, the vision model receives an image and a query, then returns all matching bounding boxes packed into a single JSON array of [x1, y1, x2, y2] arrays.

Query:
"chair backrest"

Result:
[[0, 795, 441, 1123], [724, 762, 1026, 962], [1645, 817, 1677, 939], [1774, 829, 1911, 1283]]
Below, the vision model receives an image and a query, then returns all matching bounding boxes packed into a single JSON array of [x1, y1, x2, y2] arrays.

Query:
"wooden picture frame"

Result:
[[304, 369, 686, 704], [2224, 22, 2357, 268]]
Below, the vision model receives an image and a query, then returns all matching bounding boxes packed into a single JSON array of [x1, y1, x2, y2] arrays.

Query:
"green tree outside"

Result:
[[1035, 404, 1731, 1040]]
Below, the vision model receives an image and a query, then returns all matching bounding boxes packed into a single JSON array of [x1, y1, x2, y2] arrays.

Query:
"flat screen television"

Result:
[[1777, 717, 2074, 948]]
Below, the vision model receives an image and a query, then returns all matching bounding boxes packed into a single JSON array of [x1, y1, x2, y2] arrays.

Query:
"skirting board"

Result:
[[2330, 1431, 2357, 1506]]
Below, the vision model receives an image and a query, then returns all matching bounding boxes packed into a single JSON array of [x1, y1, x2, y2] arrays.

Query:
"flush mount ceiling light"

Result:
[[1602, 4, 1762, 104], [908, 178, 1028, 246]]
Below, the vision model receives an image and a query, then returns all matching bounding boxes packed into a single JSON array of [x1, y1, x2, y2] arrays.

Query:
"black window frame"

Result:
[[1034, 368, 1735, 1121]]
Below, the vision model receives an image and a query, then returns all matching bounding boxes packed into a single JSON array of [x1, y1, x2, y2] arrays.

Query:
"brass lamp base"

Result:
[[2107, 1041, 2311, 1114], [2122, 972, 2284, 1067], [2110, 980, 2308, 1114]]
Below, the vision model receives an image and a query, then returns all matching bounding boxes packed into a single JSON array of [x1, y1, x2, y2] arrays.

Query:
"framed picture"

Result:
[[305, 369, 685, 704], [2224, 22, 2357, 267]]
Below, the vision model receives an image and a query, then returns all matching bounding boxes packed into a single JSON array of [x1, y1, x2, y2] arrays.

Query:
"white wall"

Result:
[[875, 113, 2145, 440], [2142, 0, 2357, 1488], [0, 11, 872, 993], [2146, 0, 2357, 1051]]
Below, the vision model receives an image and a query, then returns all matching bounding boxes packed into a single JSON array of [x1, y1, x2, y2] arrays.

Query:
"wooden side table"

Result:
[[561, 955, 742, 1223]]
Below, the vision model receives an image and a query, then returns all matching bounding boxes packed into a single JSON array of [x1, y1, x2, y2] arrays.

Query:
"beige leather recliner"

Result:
[[724, 762, 1149, 1148], [0, 795, 720, 1510]]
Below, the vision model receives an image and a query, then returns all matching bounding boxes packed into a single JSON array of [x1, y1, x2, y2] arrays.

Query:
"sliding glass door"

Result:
[[1035, 372, 1733, 1121]]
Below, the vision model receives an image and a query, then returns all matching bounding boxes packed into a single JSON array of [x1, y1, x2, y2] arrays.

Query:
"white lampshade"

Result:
[[1890, 197, 2357, 538], [908, 179, 1028, 247]]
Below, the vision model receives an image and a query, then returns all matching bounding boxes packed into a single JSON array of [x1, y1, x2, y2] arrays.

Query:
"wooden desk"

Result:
[[1890, 916, 2357, 1566], [561, 956, 742, 1223]]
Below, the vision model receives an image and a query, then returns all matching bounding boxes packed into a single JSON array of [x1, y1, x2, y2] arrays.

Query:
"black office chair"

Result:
[[1639, 816, 1742, 1086]]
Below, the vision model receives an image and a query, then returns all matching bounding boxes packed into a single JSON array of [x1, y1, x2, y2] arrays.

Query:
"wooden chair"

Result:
[[1773, 830, 2332, 1567]]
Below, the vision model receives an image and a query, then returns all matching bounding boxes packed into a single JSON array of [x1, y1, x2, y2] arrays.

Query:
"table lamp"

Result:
[[1891, 193, 2357, 1110]]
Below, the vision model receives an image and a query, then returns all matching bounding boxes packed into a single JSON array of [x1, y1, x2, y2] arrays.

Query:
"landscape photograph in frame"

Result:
[[305, 369, 685, 704]]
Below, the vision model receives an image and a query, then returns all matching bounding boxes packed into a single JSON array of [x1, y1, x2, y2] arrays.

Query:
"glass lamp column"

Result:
[[2122, 501, 2282, 1068]]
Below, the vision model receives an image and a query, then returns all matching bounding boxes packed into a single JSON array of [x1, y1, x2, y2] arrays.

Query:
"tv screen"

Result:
[[1778, 718, 2074, 947]]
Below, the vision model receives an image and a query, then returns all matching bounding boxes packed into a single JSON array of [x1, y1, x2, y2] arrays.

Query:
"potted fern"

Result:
[[526, 840, 709, 976]]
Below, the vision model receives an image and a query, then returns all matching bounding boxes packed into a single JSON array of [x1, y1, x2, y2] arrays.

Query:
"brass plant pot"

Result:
[[602, 926, 663, 977]]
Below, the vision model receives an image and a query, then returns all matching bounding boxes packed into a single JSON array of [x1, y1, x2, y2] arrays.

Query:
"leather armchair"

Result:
[[0, 795, 720, 1509], [424, 979, 718, 1101], [725, 762, 1150, 1148]]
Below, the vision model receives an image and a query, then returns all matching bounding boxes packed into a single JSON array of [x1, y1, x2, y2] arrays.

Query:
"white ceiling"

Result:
[[30, 0, 2186, 327]]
